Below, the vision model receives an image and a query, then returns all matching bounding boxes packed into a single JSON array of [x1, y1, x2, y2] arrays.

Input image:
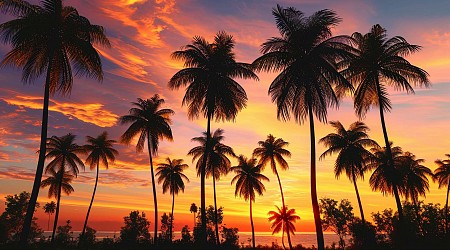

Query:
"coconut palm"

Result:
[[253, 134, 290, 210], [190, 203, 198, 226], [119, 95, 174, 244], [188, 128, 235, 243], [156, 157, 189, 241], [0, 1, 109, 241], [231, 155, 269, 249], [40, 168, 74, 242], [343, 24, 430, 220], [81, 132, 118, 239], [169, 31, 258, 242], [268, 205, 300, 250], [319, 121, 379, 222], [252, 6, 354, 249], [434, 154, 450, 233], [43, 201, 56, 231]]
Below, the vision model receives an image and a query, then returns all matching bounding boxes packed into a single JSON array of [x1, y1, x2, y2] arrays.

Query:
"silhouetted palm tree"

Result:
[[434, 154, 450, 233], [253, 134, 291, 209], [190, 203, 198, 227], [81, 132, 118, 238], [169, 31, 258, 243], [252, 6, 354, 249], [319, 121, 378, 222], [231, 155, 269, 249], [120, 95, 174, 244], [343, 24, 430, 220], [188, 128, 235, 243], [40, 168, 74, 242], [43, 201, 56, 231], [268, 205, 300, 250], [0, 1, 109, 241], [156, 157, 189, 241]]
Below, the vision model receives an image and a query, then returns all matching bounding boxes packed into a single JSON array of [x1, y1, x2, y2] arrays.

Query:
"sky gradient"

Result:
[[1, 0, 450, 234]]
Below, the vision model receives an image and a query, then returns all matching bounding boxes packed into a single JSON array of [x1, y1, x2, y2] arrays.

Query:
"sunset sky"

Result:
[[1, 0, 450, 235]]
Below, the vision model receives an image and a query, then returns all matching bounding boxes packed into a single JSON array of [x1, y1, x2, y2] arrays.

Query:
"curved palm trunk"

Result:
[[286, 227, 293, 250], [199, 114, 211, 245], [445, 180, 449, 234], [308, 106, 324, 250], [250, 200, 255, 249], [352, 169, 365, 222], [170, 190, 174, 242], [51, 175, 63, 242], [212, 171, 220, 245], [81, 162, 100, 238], [281, 230, 286, 250], [47, 213, 50, 231], [272, 159, 286, 208], [147, 134, 158, 245], [21, 64, 52, 244]]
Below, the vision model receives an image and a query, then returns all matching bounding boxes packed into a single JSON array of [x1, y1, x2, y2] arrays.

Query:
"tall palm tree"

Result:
[[231, 155, 269, 249], [188, 128, 235, 243], [434, 154, 450, 233], [0, 1, 109, 242], [268, 205, 300, 250], [319, 121, 379, 222], [253, 134, 290, 209], [81, 132, 118, 238], [190, 203, 198, 227], [169, 31, 258, 242], [40, 168, 74, 242], [343, 24, 430, 220], [156, 157, 189, 241], [43, 201, 56, 231], [252, 6, 354, 249], [119, 95, 174, 244]]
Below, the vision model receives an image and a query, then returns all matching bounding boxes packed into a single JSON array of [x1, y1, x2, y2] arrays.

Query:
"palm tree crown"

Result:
[[84, 131, 118, 170], [398, 152, 432, 204], [434, 155, 450, 189], [44, 133, 85, 176], [253, 134, 291, 173], [231, 155, 269, 202], [156, 158, 190, 195], [268, 205, 300, 250], [40, 168, 74, 199]]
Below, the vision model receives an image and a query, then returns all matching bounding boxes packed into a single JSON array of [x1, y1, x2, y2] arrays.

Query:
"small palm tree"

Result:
[[0, 1, 109, 241], [434, 154, 450, 233], [253, 134, 291, 209], [231, 155, 269, 249], [156, 157, 189, 241], [188, 128, 235, 243], [190, 203, 198, 227], [120, 95, 174, 244], [252, 6, 354, 249], [81, 132, 118, 238], [343, 24, 430, 220], [40, 168, 74, 242], [268, 205, 300, 250], [169, 31, 258, 242], [43, 201, 56, 231], [319, 121, 379, 222]]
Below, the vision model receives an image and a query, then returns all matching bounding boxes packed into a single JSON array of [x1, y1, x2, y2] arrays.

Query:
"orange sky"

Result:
[[1, 0, 450, 235]]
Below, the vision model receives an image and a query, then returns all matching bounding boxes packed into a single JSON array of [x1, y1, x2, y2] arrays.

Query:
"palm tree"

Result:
[[252, 6, 354, 249], [188, 128, 235, 243], [40, 168, 74, 242], [253, 134, 290, 209], [43, 201, 56, 231], [319, 121, 379, 222], [268, 205, 300, 250], [156, 157, 189, 241], [169, 31, 258, 243], [81, 132, 118, 239], [343, 24, 430, 220], [119, 95, 174, 244], [231, 155, 269, 249], [190, 203, 198, 227], [0, 1, 109, 242], [434, 154, 450, 233]]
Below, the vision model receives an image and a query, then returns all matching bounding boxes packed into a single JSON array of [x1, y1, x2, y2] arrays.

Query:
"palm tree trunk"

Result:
[[170, 190, 174, 242], [375, 79, 404, 221], [352, 169, 365, 222], [200, 113, 211, 245], [308, 105, 324, 250], [250, 200, 255, 249], [81, 162, 100, 238], [47, 213, 50, 231], [51, 175, 63, 242], [212, 171, 220, 245], [21, 63, 52, 244], [147, 134, 158, 245], [286, 224, 293, 250], [445, 179, 449, 234], [273, 159, 286, 208], [281, 230, 286, 250]]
